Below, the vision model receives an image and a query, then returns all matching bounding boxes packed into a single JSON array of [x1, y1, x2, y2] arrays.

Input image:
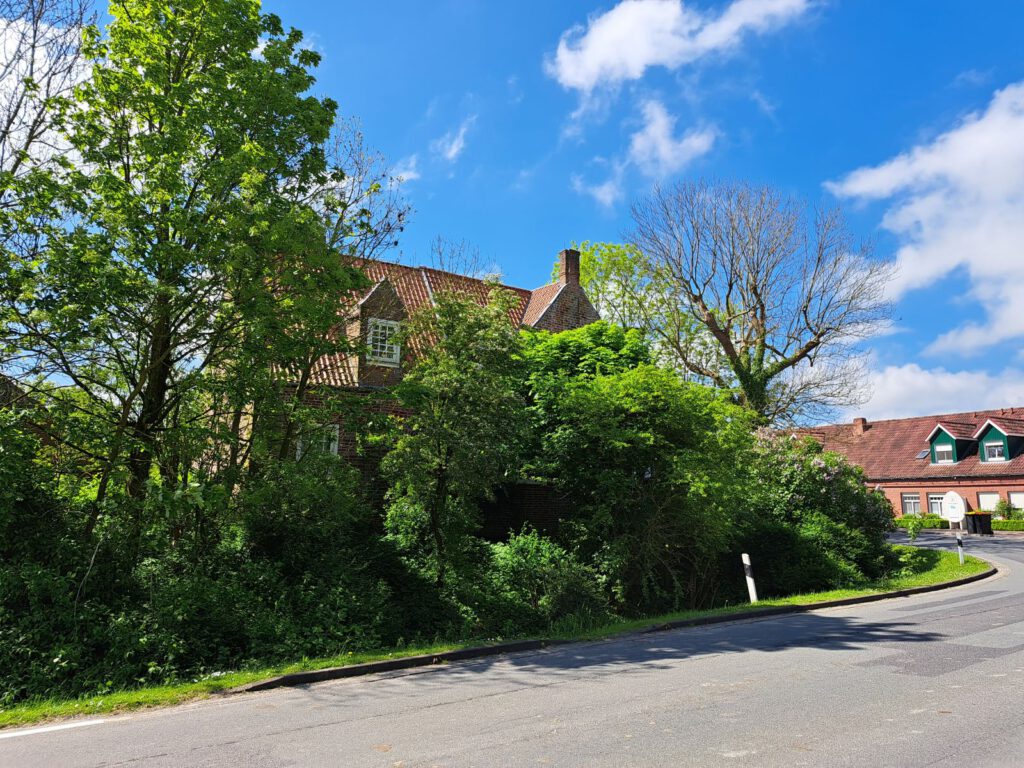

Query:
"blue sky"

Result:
[[264, 0, 1024, 422]]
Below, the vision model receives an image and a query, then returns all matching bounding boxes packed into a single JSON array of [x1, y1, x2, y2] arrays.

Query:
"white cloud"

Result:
[[572, 167, 625, 208], [431, 115, 477, 163], [546, 0, 811, 96], [844, 363, 1024, 421], [828, 82, 1024, 356], [391, 155, 420, 182], [572, 100, 713, 207], [628, 100, 716, 177]]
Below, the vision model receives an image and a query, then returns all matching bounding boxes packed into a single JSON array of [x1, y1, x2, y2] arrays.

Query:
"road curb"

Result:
[[639, 565, 998, 634], [230, 639, 572, 694], [230, 563, 997, 695]]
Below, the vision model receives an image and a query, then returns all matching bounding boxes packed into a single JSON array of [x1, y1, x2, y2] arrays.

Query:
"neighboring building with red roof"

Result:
[[798, 408, 1024, 516], [310, 247, 599, 390]]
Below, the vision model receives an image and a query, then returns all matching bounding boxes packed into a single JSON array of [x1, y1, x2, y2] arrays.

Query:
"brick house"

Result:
[[307, 247, 599, 392], [298, 248, 600, 534], [798, 408, 1024, 516]]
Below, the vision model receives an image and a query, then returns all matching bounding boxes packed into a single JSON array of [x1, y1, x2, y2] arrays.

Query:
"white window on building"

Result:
[[933, 444, 954, 464], [984, 441, 1006, 461], [296, 424, 339, 460], [977, 492, 1000, 511], [901, 493, 921, 516], [928, 494, 945, 516], [366, 318, 401, 366], [1009, 492, 1024, 510]]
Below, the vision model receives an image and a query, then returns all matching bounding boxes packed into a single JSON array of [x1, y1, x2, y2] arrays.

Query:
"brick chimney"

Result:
[[557, 248, 580, 287], [852, 417, 868, 434]]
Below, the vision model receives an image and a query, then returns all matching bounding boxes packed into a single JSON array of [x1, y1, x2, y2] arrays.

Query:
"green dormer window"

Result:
[[933, 444, 953, 463], [973, 420, 1018, 463], [984, 441, 1006, 461]]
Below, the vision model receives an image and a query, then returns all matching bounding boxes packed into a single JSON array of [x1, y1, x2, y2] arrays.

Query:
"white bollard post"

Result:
[[741, 553, 758, 603], [956, 531, 965, 566]]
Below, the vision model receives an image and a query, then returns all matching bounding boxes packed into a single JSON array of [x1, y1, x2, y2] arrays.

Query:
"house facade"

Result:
[[308, 247, 599, 391], [799, 408, 1024, 516], [298, 248, 600, 529]]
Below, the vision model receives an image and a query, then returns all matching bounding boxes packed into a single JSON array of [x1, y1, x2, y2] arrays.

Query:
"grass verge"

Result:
[[0, 545, 990, 730]]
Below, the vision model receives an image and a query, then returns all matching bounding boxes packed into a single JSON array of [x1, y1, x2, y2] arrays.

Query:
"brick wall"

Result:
[[880, 478, 1024, 515], [533, 283, 600, 333]]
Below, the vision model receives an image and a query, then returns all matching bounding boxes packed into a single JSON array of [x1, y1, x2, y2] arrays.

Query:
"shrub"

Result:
[[739, 433, 894, 594], [486, 530, 608, 634], [993, 520, 1024, 531]]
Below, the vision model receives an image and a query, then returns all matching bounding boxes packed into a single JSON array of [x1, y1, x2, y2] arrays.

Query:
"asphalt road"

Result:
[[4, 533, 1024, 768]]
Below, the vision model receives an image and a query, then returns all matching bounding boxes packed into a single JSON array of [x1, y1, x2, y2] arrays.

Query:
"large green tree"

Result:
[[0, 0, 365, 516], [383, 288, 529, 590]]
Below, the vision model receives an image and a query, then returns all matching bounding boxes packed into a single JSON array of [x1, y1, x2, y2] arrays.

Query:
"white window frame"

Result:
[[366, 318, 401, 367], [296, 424, 340, 460], [977, 492, 1000, 512], [901, 493, 921, 516], [933, 444, 954, 464], [928, 494, 944, 516], [984, 441, 1006, 461], [1009, 492, 1024, 510]]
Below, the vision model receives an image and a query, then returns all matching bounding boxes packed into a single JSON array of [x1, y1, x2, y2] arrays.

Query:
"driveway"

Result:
[[3, 533, 1023, 767]]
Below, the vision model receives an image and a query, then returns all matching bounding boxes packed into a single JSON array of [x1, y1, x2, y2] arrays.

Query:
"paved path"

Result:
[[4, 534, 1024, 767]]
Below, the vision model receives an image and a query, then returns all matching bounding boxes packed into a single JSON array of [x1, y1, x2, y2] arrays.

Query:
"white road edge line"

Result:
[[0, 719, 107, 740]]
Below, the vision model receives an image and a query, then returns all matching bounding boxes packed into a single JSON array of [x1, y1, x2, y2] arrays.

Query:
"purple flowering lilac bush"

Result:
[[729, 431, 895, 597]]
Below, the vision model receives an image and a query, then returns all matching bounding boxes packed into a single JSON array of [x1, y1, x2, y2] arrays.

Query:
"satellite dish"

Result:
[[942, 491, 966, 523]]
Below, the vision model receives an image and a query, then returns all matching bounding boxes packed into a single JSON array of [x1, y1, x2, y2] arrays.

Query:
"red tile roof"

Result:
[[980, 416, 1024, 437], [521, 283, 563, 326], [796, 407, 1024, 481], [308, 258, 582, 388], [358, 259, 538, 324]]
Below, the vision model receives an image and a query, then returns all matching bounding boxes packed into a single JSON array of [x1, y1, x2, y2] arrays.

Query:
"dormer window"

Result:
[[984, 441, 1006, 461], [367, 318, 400, 366], [933, 444, 954, 464]]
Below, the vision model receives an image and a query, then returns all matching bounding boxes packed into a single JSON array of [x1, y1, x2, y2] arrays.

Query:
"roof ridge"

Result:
[[815, 406, 1024, 429]]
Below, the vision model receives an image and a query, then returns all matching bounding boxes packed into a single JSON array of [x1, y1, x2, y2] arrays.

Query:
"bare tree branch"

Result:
[[628, 179, 894, 424]]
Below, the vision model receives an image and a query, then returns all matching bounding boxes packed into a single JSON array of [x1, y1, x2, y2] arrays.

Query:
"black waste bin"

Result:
[[965, 514, 979, 534], [974, 513, 994, 535]]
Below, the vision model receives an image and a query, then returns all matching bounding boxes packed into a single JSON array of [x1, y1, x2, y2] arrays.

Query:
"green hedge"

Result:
[[893, 516, 949, 529], [994, 520, 1024, 531], [894, 516, 1024, 531]]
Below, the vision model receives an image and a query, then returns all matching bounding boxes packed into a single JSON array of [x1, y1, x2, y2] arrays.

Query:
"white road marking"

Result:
[[0, 719, 107, 740]]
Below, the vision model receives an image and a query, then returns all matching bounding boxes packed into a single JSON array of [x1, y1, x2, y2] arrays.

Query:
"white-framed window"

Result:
[[901, 493, 921, 516], [366, 318, 401, 366], [928, 494, 945, 516], [977, 492, 1000, 511], [296, 424, 339, 460], [933, 444, 954, 464], [984, 441, 1006, 461], [1009, 492, 1024, 510]]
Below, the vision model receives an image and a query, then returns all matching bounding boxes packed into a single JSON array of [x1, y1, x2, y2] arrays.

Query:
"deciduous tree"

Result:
[[577, 181, 894, 423]]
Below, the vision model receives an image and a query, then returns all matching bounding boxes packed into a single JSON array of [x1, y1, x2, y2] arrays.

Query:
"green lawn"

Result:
[[0, 546, 990, 730]]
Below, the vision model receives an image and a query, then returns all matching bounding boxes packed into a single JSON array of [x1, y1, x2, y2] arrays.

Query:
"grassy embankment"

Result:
[[0, 545, 990, 730]]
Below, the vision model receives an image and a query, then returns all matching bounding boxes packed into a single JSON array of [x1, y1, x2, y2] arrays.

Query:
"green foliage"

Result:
[[892, 515, 949, 529], [733, 433, 894, 598], [993, 520, 1024, 531], [531, 359, 756, 615], [486, 529, 608, 634], [992, 498, 1024, 520], [383, 287, 530, 589], [904, 515, 926, 542]]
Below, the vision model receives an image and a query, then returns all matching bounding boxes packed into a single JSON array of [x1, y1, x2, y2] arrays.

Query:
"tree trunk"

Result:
[[429, 467, 449, 590], [127, 296, 174, 499]]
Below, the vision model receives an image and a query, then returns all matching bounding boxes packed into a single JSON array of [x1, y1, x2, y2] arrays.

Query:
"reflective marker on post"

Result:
[[956, 531, 965, 566], [742, 553, 758, 603]]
